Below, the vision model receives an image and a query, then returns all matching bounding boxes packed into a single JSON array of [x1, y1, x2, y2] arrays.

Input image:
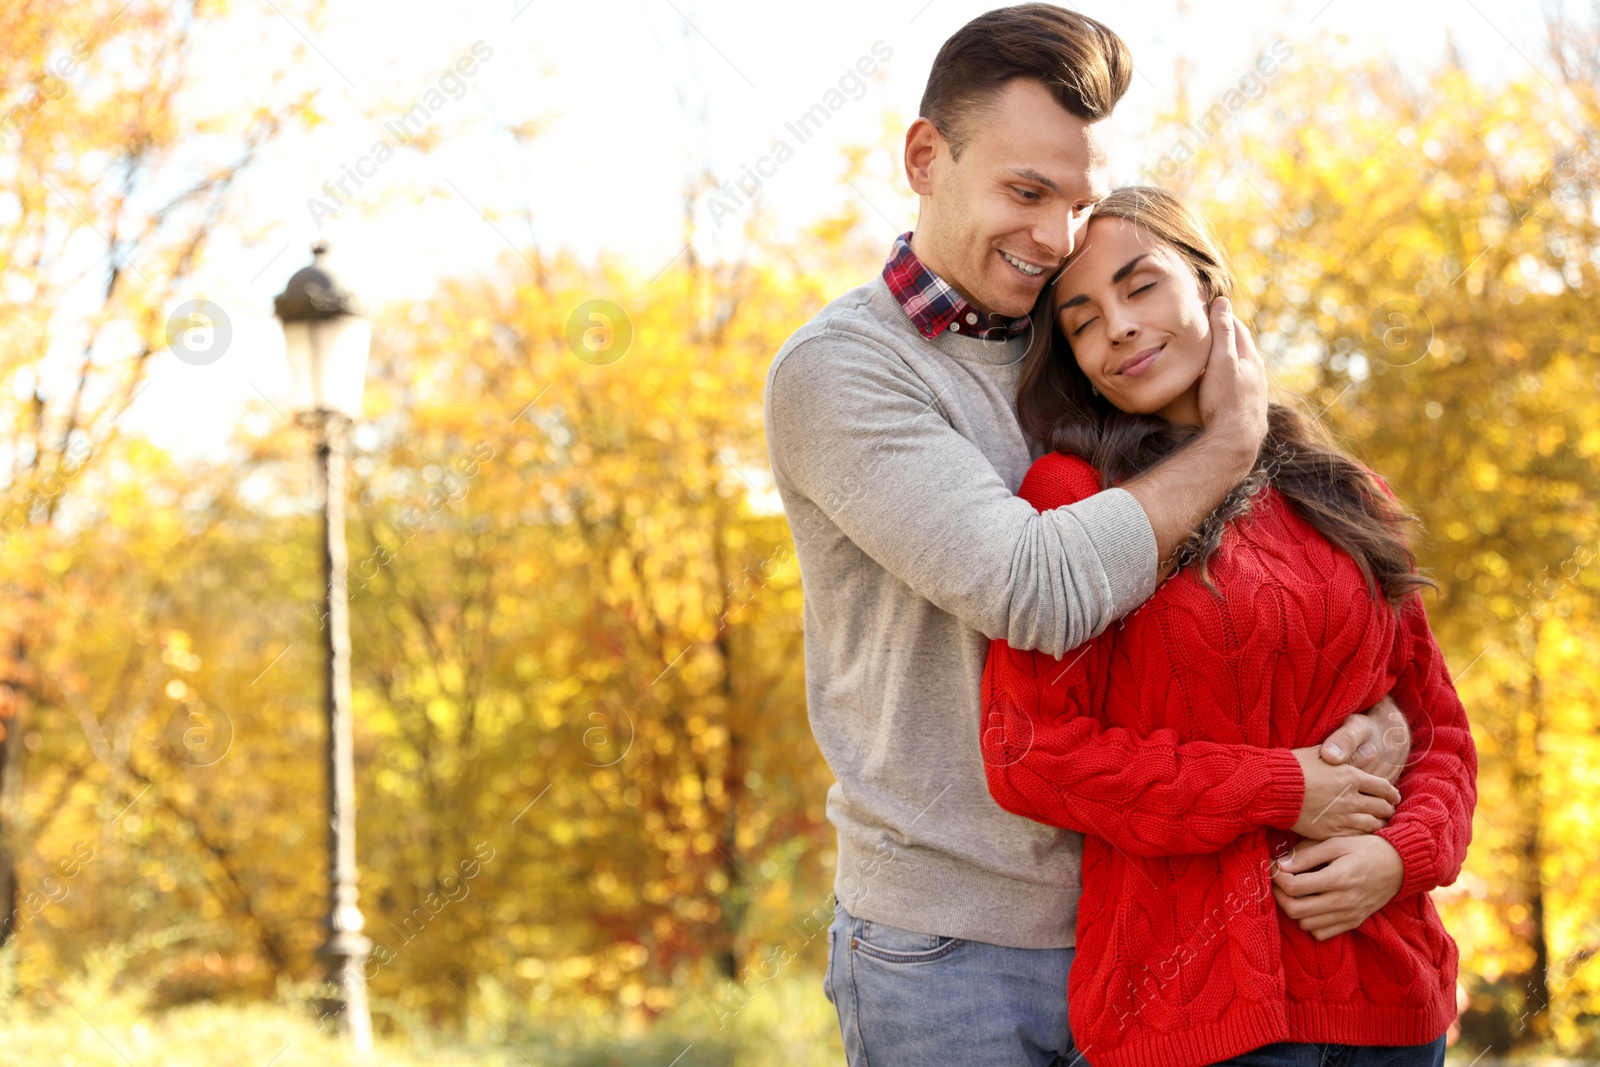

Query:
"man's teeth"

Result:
[[1001, 251, 1044, 276]]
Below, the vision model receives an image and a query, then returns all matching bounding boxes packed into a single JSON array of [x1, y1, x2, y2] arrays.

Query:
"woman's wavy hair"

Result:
[[1016, 185, 1432, 604]]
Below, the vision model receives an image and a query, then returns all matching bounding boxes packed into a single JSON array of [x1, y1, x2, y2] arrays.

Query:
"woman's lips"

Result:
[[1116, 345, 1163, 379]]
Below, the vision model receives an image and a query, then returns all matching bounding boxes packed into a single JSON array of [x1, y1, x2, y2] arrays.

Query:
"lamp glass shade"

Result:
[[282, 314, 372, 420]]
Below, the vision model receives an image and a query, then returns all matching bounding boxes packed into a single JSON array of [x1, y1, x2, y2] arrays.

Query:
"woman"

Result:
[[980, 186, 1477, 1067]]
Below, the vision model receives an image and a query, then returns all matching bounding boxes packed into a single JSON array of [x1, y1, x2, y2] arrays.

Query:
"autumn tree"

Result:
[[0, 0, 317, 969]]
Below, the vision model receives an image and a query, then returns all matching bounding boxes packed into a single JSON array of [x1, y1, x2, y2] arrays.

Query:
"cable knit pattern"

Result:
[[981, 452, 1477, 1067]]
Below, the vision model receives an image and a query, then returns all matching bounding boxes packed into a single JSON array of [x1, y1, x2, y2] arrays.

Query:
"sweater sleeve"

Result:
[[766, 332, 1158, 657], [1373, 593, 1478, 898], [981, 452, 1308, 858]]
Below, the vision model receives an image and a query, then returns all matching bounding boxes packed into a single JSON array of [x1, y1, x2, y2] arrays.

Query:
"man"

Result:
[[763, 6, 1412, 1064]]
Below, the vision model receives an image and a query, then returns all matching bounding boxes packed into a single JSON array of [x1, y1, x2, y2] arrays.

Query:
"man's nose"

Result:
[[1034, 204, 1084, 261]]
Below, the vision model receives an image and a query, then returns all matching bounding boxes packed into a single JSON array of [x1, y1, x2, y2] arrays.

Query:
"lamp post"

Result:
[[273, 240, 374, 1052]]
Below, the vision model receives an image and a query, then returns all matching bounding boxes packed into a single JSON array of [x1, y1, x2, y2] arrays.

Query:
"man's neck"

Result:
[[908, 229, 995, 317]]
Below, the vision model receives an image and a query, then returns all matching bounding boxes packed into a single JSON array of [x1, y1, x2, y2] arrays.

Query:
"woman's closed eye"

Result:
[[1070, 281, 1159, 335]]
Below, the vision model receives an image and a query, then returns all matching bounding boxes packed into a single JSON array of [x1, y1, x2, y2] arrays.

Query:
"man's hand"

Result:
[[1272, 834, 1404, 939], [1124, 300, 1270, 566], [1321, 695, 1412, 787], [1121, 300, 1271, 565], [1195, 298, 1269, 465], [1290, 748, 1398, 838]]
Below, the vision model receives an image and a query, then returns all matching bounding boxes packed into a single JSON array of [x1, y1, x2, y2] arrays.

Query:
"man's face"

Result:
[[909, 78, 1109, 319]]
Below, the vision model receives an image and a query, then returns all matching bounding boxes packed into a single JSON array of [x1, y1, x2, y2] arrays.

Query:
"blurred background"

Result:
[[1, 0, 1598, 1062]]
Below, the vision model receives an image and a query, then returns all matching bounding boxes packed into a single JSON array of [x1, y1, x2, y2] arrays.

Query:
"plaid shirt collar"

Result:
[[882, 231, 1032, 342]]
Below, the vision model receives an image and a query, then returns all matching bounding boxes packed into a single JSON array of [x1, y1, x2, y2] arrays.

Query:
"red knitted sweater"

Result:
[[981, 452, 1477, 1067]]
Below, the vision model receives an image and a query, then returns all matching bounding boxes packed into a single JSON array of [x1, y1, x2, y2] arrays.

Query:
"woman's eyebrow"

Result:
[[1056, 254, 1151, 312], [1110, 254, 1148, 283]]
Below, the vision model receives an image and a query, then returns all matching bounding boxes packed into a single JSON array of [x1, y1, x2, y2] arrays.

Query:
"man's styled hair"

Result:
[[919, 4, 1133, 158]]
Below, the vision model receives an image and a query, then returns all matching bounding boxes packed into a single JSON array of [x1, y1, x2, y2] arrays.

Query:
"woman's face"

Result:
[[1051, 214, 1213, 426]]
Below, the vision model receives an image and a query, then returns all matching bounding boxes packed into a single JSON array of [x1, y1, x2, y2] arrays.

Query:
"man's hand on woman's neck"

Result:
[[1119, 297, 1270, 566]]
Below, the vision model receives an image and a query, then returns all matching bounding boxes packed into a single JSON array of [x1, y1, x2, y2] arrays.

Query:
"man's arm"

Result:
[[767, 334, 1151, 657], [764, 299, 1267, 656]]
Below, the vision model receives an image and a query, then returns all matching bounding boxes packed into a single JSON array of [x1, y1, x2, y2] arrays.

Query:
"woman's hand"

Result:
[[1272, 834, 1405, 939], [1290, 747, 1399, 838]]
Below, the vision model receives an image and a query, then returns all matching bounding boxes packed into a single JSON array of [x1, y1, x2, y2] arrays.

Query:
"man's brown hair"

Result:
[[920, 4, 1133, 158]]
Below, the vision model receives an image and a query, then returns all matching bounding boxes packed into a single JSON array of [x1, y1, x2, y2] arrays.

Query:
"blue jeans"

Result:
[[824, 902, 1079, 1066], [1211, 1036, 1448, 1067]]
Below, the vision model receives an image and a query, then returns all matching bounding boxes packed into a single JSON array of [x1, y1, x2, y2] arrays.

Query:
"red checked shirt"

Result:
[[882, 231, 1031, 342]]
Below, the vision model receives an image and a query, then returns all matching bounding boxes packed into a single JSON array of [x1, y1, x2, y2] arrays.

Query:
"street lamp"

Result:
[[273, 240, 373, 1052]]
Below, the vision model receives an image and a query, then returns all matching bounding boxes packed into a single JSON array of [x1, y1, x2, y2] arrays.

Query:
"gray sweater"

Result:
[[764, 274, 1160, 949]]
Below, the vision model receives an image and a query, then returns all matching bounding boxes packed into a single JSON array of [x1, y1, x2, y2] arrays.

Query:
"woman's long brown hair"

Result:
[[1016, 185, 1432, 605]]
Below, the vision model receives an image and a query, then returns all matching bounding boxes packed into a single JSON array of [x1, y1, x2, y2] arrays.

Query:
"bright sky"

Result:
[[116, 0, 1561, 462]]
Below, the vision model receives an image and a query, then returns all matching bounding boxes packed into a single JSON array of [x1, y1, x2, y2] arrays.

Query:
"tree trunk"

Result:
[[1513, 621, 1551, 1044], [0, 632, 29, 953]]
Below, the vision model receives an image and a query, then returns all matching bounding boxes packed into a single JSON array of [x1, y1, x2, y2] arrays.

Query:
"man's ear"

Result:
[[904, 117, 945, 197]]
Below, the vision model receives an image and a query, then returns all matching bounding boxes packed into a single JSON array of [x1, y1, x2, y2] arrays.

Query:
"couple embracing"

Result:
[[763, 6, 1476, 1067]]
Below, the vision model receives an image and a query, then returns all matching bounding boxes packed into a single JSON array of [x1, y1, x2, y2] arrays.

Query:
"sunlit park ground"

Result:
[[4, 0, 1600, 1063], [1, 971, 845, 1065]]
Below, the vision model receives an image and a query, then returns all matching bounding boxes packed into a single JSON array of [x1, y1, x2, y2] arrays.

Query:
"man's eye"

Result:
[[1073, 202, 1092, 215], [1014, 187, 1041, 202]]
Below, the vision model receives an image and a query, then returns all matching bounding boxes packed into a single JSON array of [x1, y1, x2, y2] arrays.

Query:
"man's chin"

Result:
[[955, 267, 1039, 320], [984, 294, 1035, 320], [979, 275, 1045, 319]]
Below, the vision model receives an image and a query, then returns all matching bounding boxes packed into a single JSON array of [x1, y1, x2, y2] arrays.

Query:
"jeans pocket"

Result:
[[851, 917, 965, 964]]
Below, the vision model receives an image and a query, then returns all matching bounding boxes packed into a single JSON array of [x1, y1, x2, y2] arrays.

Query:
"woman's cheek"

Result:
[[1071, 346, 1104, 391], [1173, 299, 1213, 367], [1175, 291, 1211, 343]]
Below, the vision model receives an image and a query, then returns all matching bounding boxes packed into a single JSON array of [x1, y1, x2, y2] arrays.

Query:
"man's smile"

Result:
[[1000, 249, 1049, 278]]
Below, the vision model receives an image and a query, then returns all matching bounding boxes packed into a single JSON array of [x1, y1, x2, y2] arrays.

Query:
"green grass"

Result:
[[0, 970, 845, 1066]]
